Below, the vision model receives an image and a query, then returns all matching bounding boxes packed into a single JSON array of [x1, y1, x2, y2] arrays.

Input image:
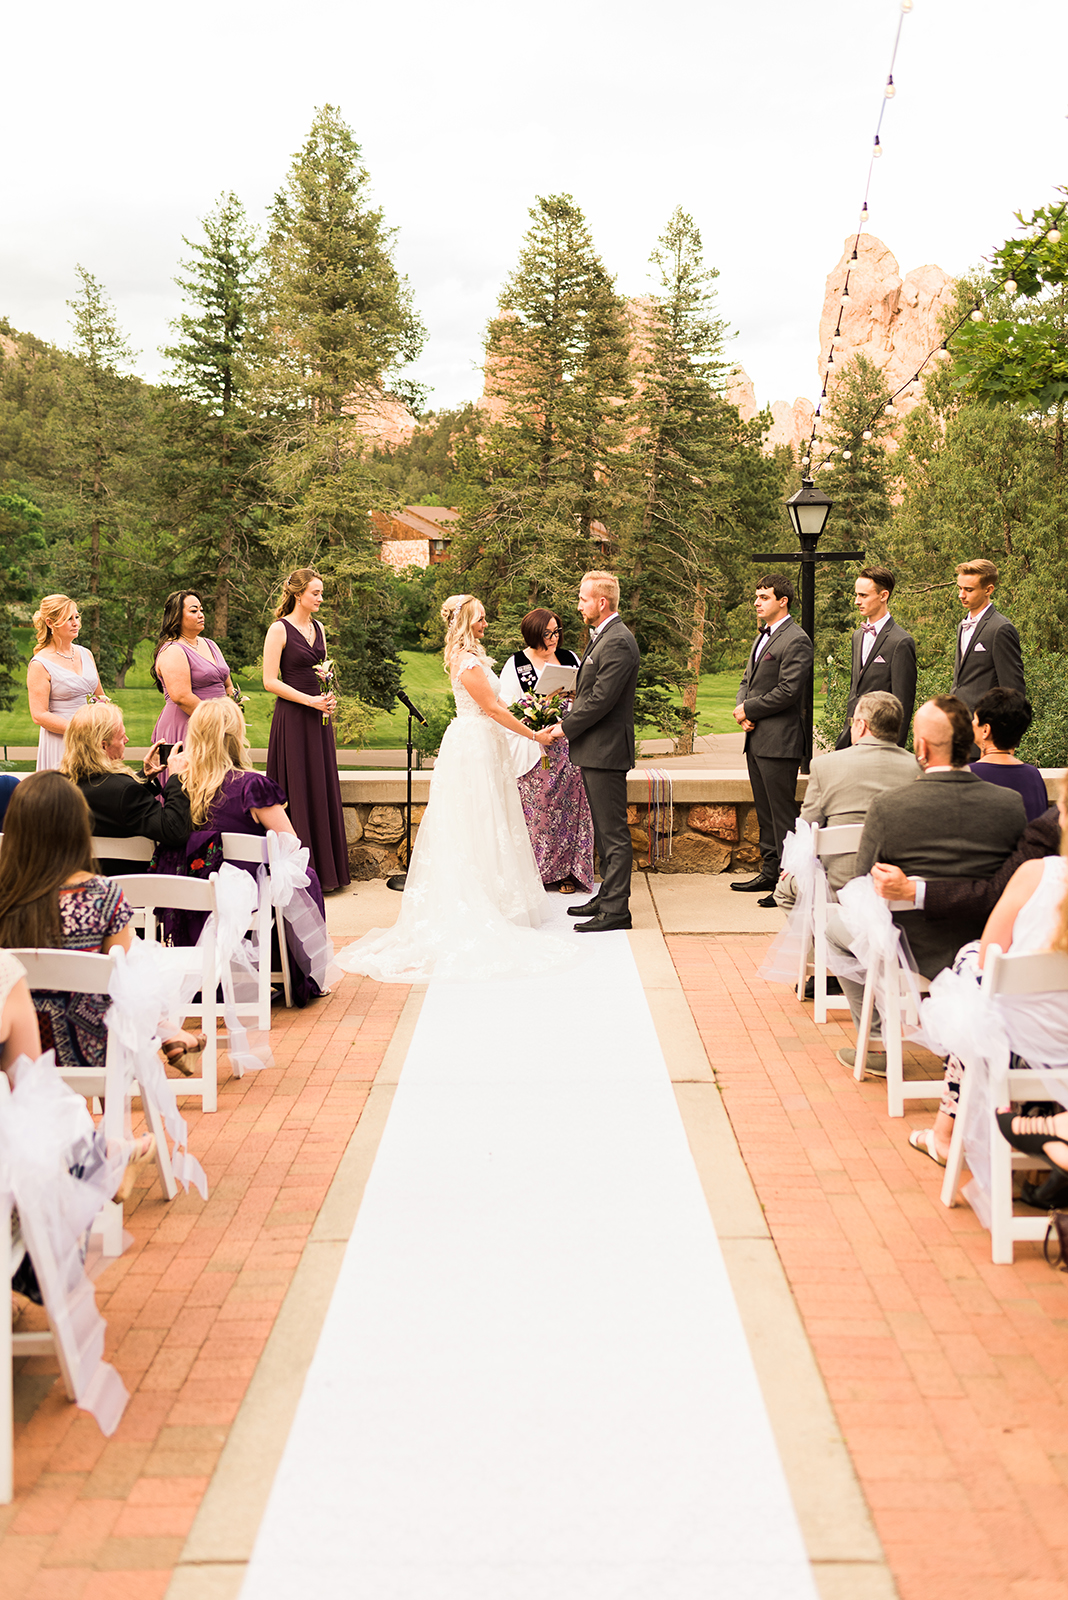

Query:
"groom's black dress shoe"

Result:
[[574, 910, 633, 933], [730, 874, 777, 893], [567, 899, 603, 917], [757, 894, 778, 908]]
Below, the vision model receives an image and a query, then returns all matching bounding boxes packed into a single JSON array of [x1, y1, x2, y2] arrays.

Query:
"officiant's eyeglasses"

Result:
[[544, 626, 560, 639]]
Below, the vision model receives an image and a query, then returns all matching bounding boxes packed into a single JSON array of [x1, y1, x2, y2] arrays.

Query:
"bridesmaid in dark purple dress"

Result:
[[263, 567, 350, 892]]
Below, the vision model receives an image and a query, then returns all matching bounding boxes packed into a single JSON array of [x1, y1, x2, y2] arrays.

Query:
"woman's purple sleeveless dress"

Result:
[[266, 620, 350, 891], [152, 639, 230, 746]]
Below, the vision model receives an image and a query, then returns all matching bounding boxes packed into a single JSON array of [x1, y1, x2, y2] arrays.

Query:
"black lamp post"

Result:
[[751, 475, 862, 770]]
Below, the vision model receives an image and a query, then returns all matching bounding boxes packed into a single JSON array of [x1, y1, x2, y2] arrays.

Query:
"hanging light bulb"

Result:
[[832, 331, 843, 345], [1048, 229, 1062, 244], [884, 403, 896, 415], [1004, 278, 1017, 295], [842, 450, 852, 461], [970, 308, 984, 322], [801, 456, 810, 467], [862, 430, 873, 441], [841, 286, 851, 304], [850, 251, 860, 269], [901, 0, 913, 11], [884, 75, 896, 98], [821, 387, 828, 399], [860, 202, 869, 225], [873, 135, 882, 158], [827, 350, 835, 364]]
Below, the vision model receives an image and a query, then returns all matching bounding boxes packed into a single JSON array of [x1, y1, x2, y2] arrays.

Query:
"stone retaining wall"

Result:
[[337, 765, 1068, 880]]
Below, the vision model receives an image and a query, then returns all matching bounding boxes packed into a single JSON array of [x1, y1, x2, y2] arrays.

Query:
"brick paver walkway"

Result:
[[4, 927, 1068, 1600], [670, 933, 1068, 1600], [1, 975, 408, 1599]]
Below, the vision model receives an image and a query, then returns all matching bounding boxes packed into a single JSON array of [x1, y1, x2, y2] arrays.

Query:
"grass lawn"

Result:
[[1, 632, 825, 758]]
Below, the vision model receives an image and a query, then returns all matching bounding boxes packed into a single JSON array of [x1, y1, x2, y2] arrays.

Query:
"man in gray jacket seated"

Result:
[[827, 696, 1026, 1072], [775, 690, 920, 909]]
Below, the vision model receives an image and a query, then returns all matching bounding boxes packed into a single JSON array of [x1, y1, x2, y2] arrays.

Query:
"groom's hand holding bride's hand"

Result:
[[540, 724, 565, 744]]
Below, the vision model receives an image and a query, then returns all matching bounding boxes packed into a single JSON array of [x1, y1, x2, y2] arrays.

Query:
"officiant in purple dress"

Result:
[[263, 567, 350, 893], [152, 592, 235, 753], [498, 608, 594, 894]]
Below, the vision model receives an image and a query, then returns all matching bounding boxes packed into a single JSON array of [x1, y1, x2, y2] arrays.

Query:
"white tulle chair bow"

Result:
[[758, 820, 821, 986], [0, 1055, 129, 1473], [265, 832, 336, 997]]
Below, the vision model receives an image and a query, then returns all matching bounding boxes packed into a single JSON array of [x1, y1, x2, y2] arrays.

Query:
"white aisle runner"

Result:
[[240, 900, 818, 1600]]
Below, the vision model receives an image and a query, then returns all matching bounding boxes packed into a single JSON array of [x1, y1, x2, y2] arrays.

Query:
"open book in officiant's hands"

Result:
[[534, 663, 578, 695]]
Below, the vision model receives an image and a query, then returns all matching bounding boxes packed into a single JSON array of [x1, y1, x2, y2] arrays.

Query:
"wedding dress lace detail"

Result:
[[334, 655, 575, 982]]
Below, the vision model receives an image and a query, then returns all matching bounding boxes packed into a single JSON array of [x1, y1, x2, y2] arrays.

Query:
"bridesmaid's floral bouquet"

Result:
[[508, 690, 570, 771], [230, 688, 251, 711], [313, 657, 337, 725]]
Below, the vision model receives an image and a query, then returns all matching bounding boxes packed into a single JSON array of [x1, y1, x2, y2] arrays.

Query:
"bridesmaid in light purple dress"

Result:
[[151, 591, 235, 751], [27, 595, 108, 771]]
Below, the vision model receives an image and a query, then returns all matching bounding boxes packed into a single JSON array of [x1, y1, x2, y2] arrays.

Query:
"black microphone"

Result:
[[397, 688, 428, 726]]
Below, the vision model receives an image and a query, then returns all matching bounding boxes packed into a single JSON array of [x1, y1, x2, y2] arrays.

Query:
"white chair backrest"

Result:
[[220, 832, 268, 866], [9, 948, 117, 995], [981, 943, 1068, 998], [111, 873, 218, 915], [90, 835, 155, 863], [812, 822, 864, 860]]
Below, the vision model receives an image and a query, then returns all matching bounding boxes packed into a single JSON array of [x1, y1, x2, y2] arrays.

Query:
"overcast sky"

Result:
[[3, 0, 1066, 415]]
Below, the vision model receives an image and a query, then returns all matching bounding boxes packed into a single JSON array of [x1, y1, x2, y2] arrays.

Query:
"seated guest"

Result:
[[828, 697, 1027, 1072], [909, 774, 1068, 1165], [158, 698, 329, 1007], [968, 687, 1048, 822], [60, 701, 192, 874], [0, 772, 19, 827], [0, 949, 41, 1075], [870, 806, 1059, 924], [0, 771, 202, 1073], [776, 690, 920, 907]]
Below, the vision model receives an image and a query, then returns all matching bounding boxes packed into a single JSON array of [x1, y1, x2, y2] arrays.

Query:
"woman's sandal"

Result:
[[162, 1031, 207, 1077], [908, 1128, 947, 1167], [114, 1134, 157, 1203], [558, 879, 579, 895], [995, 1111, 1068, 1172]]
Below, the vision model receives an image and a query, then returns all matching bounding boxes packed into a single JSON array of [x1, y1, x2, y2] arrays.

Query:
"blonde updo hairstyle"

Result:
[[60, 701, 129, 783], [441, 594, 489, 676], [182, 698, 253, 827], [33, 594, 78, 653], [274, 567, 322, 621]]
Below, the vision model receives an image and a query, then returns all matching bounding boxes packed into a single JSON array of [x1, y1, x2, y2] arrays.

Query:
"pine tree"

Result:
[[257, 105, 426, 707], [625, 208, 783, 749], [446, 194, 633, 649], [161, 192, 270, 647]]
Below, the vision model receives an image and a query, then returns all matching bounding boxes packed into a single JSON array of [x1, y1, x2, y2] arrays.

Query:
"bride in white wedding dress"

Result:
[[334, 595, 576, 983]]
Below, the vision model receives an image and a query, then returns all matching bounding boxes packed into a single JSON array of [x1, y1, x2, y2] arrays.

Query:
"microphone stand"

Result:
[[387, 690, 428, 892]]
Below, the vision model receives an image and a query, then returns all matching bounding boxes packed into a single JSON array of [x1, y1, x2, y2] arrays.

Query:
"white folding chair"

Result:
[[1, 1079, 93, 1502], [794, 823, 863, 1024], [941, 944, 1068, 1263], [11, 949, 178, 1253], [852, 934, 934, 1117], [111, 874, 228, 1113], [220, 833, 293, 1030]]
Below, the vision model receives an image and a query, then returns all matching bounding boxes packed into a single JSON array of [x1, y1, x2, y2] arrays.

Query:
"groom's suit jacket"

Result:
[[834, 618, 916, 749], [561, 615, 640, 770]]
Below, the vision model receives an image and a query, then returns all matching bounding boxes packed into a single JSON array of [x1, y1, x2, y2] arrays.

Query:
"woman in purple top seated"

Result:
[[969, 687, 1049, 823], [152, 591, 236, 753], [155, 699, 328, 1007]]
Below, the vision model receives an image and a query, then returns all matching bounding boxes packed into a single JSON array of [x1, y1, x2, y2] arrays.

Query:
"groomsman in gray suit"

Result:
[[561, 570, 641, 934], [732, 573, 814, 906], [950, 558, 1026, 710], [834, 566, 916, 750]]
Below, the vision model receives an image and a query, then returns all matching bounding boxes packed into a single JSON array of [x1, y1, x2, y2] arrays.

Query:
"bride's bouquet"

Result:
[[509, 690, 569, 771]]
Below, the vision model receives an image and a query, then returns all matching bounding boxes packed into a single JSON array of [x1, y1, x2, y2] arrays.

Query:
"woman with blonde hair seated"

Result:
[[27, 595, 108, 771], [60, 702, 192, 875], [156, 698, 329, 1006]]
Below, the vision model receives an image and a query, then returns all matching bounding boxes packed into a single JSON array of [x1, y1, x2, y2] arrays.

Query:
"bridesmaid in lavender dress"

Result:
[[27, 595, 108, 771], [151, 591, 235, 752], [263, 567, 350, 892]]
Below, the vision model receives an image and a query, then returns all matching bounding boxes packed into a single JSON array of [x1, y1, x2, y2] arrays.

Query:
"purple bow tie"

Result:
[[862, 621, 877, 636]]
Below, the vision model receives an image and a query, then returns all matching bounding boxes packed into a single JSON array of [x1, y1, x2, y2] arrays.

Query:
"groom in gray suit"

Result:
[[561, 570, 641, 933]]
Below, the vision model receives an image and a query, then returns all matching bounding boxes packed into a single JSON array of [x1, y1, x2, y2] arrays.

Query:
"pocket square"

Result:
[[974, 641, 987, 651], [874, 654, 886, 663]]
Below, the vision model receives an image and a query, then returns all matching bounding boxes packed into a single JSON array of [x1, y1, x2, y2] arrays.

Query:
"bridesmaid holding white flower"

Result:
[[263, 567, 351, 892]]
